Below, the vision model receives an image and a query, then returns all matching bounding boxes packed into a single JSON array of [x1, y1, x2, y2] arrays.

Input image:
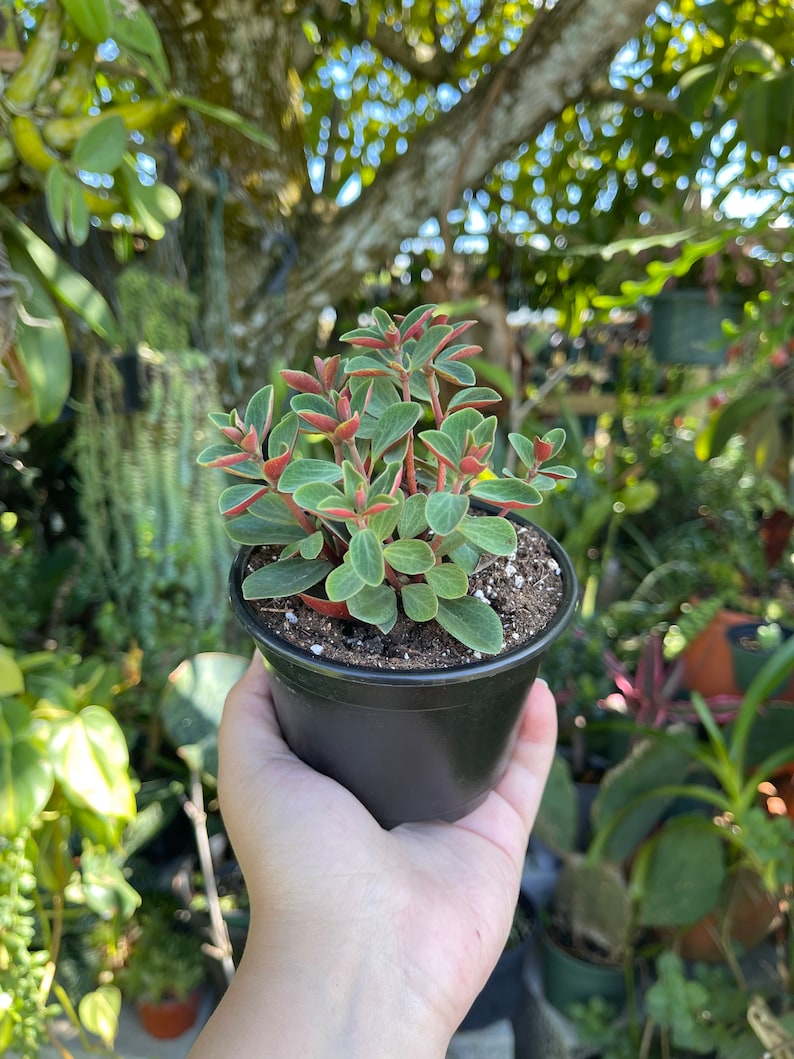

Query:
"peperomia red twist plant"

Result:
[[198, 305, 576, 655]]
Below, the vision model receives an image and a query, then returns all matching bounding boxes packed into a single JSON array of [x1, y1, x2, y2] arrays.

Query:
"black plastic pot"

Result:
[[229, 519, 577, 828], [726, 622, 794, 697]]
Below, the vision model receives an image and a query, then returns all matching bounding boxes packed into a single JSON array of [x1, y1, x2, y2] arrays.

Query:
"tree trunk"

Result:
[[150, 0, 659, 369]]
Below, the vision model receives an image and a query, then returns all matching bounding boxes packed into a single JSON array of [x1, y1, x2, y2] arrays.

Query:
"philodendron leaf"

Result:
[[72, 115, 127, 174], [80, 848, 141, 921], [425, 563, 468, 599], [46, 706, 136, 821], [459, 515, 517, 556], [401, 582, 438, 622], [436, 596, 503, 654], [426, 492, 468, 536], [347, 584, 398, 631], [383, 539, 435, 575], [0, 701, 54, 838], [243, 558, 334, 598], [79, 986, 121, 1051], [349, 529, 385, 586]]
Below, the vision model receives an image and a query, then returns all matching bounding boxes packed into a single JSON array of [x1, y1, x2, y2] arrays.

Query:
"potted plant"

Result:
[[198, 304, 578, 826], [120, 914, 206, 1040]]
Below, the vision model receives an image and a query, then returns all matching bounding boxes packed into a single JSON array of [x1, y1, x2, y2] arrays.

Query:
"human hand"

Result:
[[190, 653, 557, 1059]]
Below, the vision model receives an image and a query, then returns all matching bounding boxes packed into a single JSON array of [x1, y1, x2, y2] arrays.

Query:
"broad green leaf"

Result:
[[696, 389, 779, 460], [293, 481, 345, 512], [409, 324, 453, 367], [46, 706, 136, 821], [433, 357, 476, 386], [59, 0, 111, 42], [471, 479, 543, 508], [120, 157, 181, 239], [436, 596, 504, 654], [425, 562, 469, 598], [426, 492, 468, 536], [44, 165, 68, 242], [439, 407, 482, 449], [367, 491, 403, 541], [80, 849, 141, 921], [740, 71, 794, 156], [243, 557, 333, 598], [299, 532, 324, 559], [534, 755, 578, 856], [398, 493, 428, 538], [109, 0, 170, 84], [347, 584, 398, 631], [542, 428, 567, 457], [6, 240, 71, 424], [160, 653, 248, 781], [383, 539, 435, 574], [419, 428, 460, 467], [370, 402, 422, 462], [507, 433, 536, 470], [79, 986, 121, 1050], [225, 514, 305, 545], [459, 515, 517, 556], [72, 115, 127, 173], [219, 483, 268, 515], [1, 209, 119, 341], [268, 410, 299, 457], [446, 386, 502, 412], [325, 561, 365, 601], [248, 491, 303, 525], [179, 94, 278, 150], [0, 703, 54, 837], [401, 582, 438, 622], [67, 177, 91, 245], [244, 385, 274, 432], [0, 650, 24, 696], [349, 529, 385, 586], [279, 459, 344, 492]]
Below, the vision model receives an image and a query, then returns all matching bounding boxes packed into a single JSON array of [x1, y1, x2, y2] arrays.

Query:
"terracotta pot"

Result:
[[680, 608, 757, 699], [137, 989, 202, 1039], [676, 869, 781, 963]]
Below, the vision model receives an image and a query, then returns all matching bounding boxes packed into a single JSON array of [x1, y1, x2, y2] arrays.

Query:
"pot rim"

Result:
[[229, 515, 578, 686]]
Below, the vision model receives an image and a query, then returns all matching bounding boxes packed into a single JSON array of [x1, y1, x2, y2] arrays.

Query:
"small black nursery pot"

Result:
[[229, 521, 577, 829]]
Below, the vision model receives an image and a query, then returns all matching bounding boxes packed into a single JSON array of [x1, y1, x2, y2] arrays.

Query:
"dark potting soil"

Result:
[[243, 523, 565, 670]]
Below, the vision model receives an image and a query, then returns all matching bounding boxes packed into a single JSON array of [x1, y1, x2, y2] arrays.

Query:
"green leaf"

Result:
[[383, 539, 435, 575], [299, 531, 324, 559], [279, 459, 344, 492], [80, 848, 141, 921], [419, 428, 461, 467], [433, 356, 476, 386], [436, 596, 504, 654], [401, 582, 438, 622], [0, 701, 54, 838], [325, 561, 365, 602], [426, 492, 468, 536], [219, 483, 268, 516], [60, 0, 111, 42], [109, 0, 170, 84], [44, 165, 68, 242], [244, 385, 274, 431], [471, 479, 543, 508], [349, 528, 385, 586], [225, 514, 305, 545], [120, 157, 181, 239], [179, 94, 277, 150], [243, 557, 333, 599], [293, 480, 345, 512], [5, 240, 71, 424], [446, 386, 502, 412], [367, 490, 403, 541], [409, 324, 453, 367], [347, 584, 398, 631], [0, 650, 24, 696], [459, 515, 517, 556], [66, 177, 91, 245], [79, 986, 121, 1051], [398, 493, 428, 538], [424, 562, 469, 598], [1, 209, 119, 341], [161, 653, 248, 779], [72, 114, 127, 173], [47, 706, 136, 820], [160, 653, 248, 780], [370, 402, 422, 462]]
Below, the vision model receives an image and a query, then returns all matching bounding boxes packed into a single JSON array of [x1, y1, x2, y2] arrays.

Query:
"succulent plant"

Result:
[[198, 305, 575, 654]]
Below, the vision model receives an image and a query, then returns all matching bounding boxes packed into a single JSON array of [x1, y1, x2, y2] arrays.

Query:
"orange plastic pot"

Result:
[[680, 608, 756, 699], [675, 869, 781, 964]]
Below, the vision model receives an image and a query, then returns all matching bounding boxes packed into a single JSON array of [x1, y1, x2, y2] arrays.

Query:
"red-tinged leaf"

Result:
[[221, 486, 269, 517], [542, 464, 577, 480], [241, 425, 260, 453], [339, 329, 392, 349], [221, 425, 244, 443], [398, 305, 436, 340], [334, 414, 360, 441], [363, 498, 398, 517], [321, 355, 341, 390], [318, 506, 358, 519], [444, 319, 478, 344], [299, 411, 339, 433], [263, 449, 291, 481], [445, 344, 483, 361], [299, 593, 351, 619], [534, 436, 555, 462], [460, 455, 487, 475], [205, 450, 255, 469], [281, 369, 323, 394]]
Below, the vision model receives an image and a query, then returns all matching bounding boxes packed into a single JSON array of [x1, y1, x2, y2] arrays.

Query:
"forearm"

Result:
[[188, 921, 451, 1059]]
